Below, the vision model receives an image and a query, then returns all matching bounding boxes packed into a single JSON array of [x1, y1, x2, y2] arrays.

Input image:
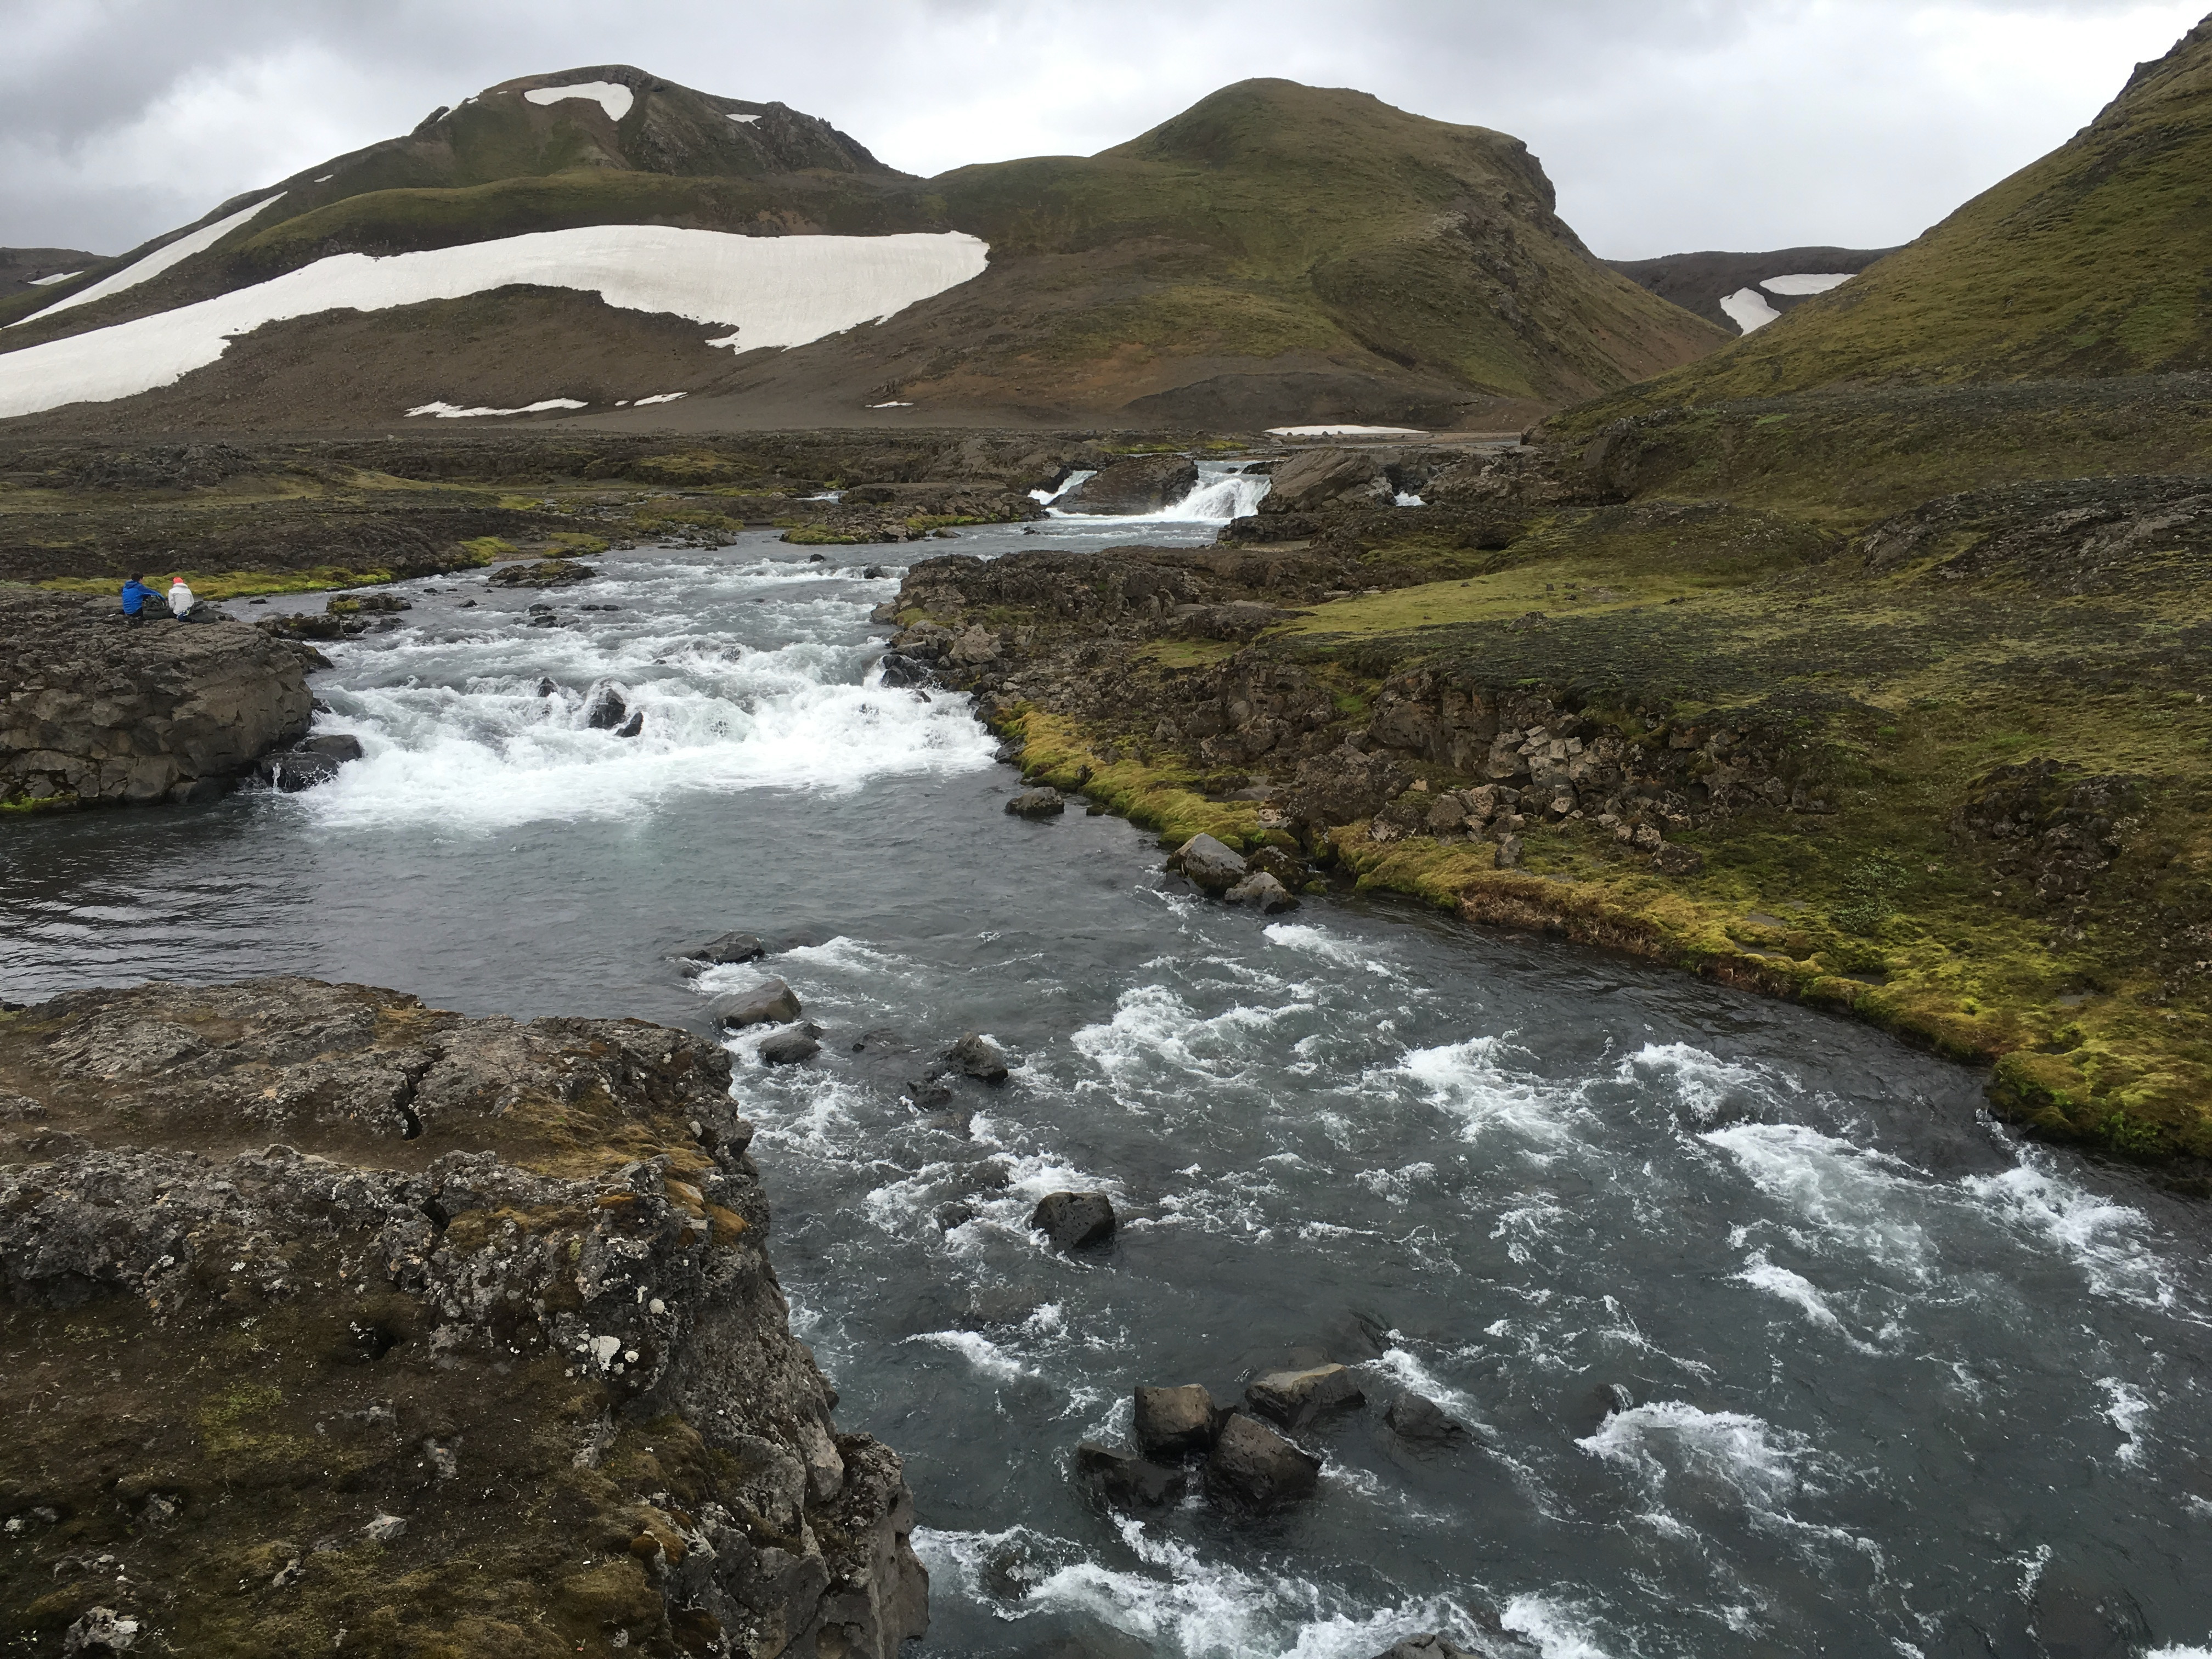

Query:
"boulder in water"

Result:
[[1075, 1441, 1186, 1509], [1368, 1632, 1536, 1659], [715, 978, 803, 1028], [583, 684, 628, 730], [1029, 1190, 1115, 1249], [1224, 871, 1296, 912], [1134, 1384, 1222, 1458], [1385, 1391, 1466, 1444], [1246, 1363, 1364, 1429], [614, 711, 644, 739], [944, 1032, 1010, 1084], [1204, 1413, 1320, 1509], [1172, 833, 1249, 894], [488, 558, 597, 587], [1061, 453, 1199, 514], [758, 1030, 821, 1066], [299, 732, 365, 763], [1006, 786, 1065, 819], [258, 749, 342, 792], [686, 932, 766, 972], [878, 651, 929, 687]]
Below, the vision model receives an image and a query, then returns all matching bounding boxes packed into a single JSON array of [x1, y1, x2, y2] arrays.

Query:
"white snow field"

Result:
[[0, 227, 989, 419], [523, 82, 635, 121], [1720, 286, 1784, 333], [15, 193, 284, 325], [728, 113, 761, 125], [406, 398, 588, 419], [27, 271, 82, 286], [1268, 424, 1428, 438], [633, 392, 687, 405], [1760, 272, 1855, 296]]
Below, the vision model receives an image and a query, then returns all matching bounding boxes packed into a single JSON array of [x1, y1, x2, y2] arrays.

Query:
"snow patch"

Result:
[[405, 398, 586, 419], [16, 192, 284, 324], [314, 174, 334, 184], [524, 81, 635, 122], [1268, 424, 1427, 437], [729, 113, 761, 125], [1760, 272, 1854, 296], [0, 227, 989, 419], [1720, 287, 1784, 332], [27, 271, 81, 286], [868, 400, 912, 408], [631, 392, 686, 405]]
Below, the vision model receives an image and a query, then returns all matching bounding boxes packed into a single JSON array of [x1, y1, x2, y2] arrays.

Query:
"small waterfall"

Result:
[[1045, 461, 1269, 524]]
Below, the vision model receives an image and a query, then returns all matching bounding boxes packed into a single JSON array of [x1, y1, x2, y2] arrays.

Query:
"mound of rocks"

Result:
[[488, 558, 597, 587], [0, 583, 315, 808], [1061, 454, 1199, 515], [0, 977, 928, 1658]]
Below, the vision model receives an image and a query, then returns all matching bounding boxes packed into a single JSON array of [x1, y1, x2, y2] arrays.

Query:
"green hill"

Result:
[[1, 74, 1728, 431], [1558, 14, 2212, 426]]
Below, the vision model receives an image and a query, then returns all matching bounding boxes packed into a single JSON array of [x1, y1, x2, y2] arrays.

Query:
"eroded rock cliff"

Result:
[[0, 978, 927, 1657], [1, 585, 315, 808]]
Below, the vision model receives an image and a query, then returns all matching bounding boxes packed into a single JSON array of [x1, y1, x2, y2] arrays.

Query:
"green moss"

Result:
[[41, 566, 398, 600]]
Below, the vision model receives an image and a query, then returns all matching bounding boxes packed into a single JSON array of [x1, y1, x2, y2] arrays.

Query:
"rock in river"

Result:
[[1029, 1190, 1116, 1249], [686, 930, 766, 971], [0, 977, 928, 1657], [944, 1031, 1011, 1084], [1, 584, 314, 808], [1224, 871, 1297, 912], [487, 557, 597, 587], [1205, 1413, 1321, 1509], [1386, 1391, 1468, 1444], [1173, 833, 1250, 894], [715, 978, 804, 1028], [1075, 1442, 1186, 1509], [1060, 453, 1198, 515], [1246, 1362, 1365, 1428], [759, 1029, 823, 1065], [1134, 1384, 1222, 1458], [1006, 786, 1065, 818]]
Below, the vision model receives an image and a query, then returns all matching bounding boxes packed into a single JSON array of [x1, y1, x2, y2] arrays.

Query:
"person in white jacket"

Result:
[[166, 576, 199, 622]]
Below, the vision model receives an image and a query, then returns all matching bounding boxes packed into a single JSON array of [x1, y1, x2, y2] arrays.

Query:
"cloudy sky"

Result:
[[1, 0, 2201, 259]]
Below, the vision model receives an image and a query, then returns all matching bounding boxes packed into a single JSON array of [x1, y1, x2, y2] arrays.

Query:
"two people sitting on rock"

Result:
[[118, 573, 161, 621]]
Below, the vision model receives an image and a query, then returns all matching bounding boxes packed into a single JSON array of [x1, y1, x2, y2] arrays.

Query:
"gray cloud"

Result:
[[0, 0, 2199, 257]]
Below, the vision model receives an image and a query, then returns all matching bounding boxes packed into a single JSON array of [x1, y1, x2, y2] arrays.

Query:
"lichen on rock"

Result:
[[0, 978, 927, 1658]]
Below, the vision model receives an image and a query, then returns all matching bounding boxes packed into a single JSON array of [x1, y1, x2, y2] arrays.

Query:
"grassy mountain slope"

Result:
[[1, 75, 1728, 431], [1560, 15, 2212, 424]]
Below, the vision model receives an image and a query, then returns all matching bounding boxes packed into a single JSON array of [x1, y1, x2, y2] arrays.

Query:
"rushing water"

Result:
[[4, 484, 2211, 1659]]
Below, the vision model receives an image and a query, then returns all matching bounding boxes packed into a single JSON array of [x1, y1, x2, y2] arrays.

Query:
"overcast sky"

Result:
[[1, 0, 2201, 259]]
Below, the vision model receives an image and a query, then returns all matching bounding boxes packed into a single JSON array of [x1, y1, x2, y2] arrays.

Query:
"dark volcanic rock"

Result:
[[1029, 1190, 1116, 1249], [1075, 1441, 1186, 1508], [1062, 454, 1199, 515], [1, 584, 314, 808], [1205, 1413, 1321, 1509], [944, 1032, 1011, 1085], [1006, 786, 1066, 818], [0, 977, 928, 1658], [1246, 1363, 1364, 1429], [487, 557, 597, 587], [1134, 1384, 1222, 1458], [687, 930, 767, 969], [1385, 1391, 1467, 1443], [715, 978, 804, 1028], [583, 682, 629, 730], [1224, 871, 1296, 912], [256, 748, 341, 792], [1259, 447, 1391, 513], [758, 1029, 823, 1065]]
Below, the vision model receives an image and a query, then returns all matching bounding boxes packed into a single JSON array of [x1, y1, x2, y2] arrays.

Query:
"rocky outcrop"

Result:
[[0, 584, 315, 808], [0, 978, 927, 1658], [1060, 454, 1198, 515]]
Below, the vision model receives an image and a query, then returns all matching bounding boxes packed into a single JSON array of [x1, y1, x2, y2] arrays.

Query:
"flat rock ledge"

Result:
[[0, 584, 315, 808], [0, 977, 928, 1658]]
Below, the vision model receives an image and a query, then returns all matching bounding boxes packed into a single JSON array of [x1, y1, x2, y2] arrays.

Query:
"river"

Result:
[[4, 478, 2209, 1659]]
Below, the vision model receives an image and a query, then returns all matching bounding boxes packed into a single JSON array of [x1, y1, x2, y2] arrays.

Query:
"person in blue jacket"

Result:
[[119, 573, 160, 622]]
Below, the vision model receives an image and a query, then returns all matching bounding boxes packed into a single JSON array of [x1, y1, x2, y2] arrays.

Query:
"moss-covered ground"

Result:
[[994, 483, 2212, 1167]]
